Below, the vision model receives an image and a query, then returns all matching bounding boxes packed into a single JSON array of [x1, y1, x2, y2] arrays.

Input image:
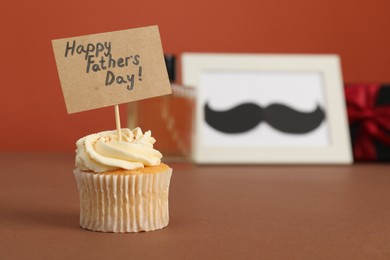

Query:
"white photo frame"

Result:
[[182, 53, 352, 164]]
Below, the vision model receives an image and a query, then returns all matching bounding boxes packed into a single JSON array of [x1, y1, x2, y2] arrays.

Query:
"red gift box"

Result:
[[345, 84, 390, 161]]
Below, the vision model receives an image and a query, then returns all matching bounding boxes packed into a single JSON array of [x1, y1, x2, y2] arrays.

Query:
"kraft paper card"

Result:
[[52, 25, 171, 114]]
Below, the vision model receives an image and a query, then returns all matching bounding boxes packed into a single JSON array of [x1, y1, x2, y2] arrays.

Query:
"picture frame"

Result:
[[182, 53, 353, 164]]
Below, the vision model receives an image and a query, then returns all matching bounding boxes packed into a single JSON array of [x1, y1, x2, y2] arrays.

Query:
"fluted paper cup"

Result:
[[73, 166, 172, 233]]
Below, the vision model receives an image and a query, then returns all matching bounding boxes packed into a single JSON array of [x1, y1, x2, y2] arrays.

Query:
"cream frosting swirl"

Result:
[[75, 128, 162, 172]]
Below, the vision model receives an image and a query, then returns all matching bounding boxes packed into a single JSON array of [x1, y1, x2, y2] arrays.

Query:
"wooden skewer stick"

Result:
[[115, 104, 122, 141]]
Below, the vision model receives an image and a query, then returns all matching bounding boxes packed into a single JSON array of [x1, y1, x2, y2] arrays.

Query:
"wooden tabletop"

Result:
[[1, 153, 389, 259]]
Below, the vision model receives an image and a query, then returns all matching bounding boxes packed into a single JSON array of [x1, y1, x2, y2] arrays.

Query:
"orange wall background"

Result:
[[1, 0, 389, 152]]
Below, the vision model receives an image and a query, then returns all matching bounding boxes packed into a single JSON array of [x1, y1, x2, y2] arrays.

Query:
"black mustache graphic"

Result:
[[205, 102, 325, 134]]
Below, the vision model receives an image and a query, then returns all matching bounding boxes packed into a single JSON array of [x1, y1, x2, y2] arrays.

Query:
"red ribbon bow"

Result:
[[345, 84, 390, 161]]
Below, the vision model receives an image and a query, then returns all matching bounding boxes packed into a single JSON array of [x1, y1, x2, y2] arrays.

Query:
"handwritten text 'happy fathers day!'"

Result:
[[64, 41, 142, 91]]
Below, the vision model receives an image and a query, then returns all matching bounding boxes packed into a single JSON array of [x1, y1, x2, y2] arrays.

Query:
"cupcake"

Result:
[[73, 127, 172, 233]]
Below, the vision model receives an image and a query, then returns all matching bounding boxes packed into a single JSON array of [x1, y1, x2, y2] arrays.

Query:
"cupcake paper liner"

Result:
[[73, 167, 172, 233]]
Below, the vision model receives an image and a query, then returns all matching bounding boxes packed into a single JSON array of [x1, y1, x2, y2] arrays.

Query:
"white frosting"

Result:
[[75, 128, 162, 172]]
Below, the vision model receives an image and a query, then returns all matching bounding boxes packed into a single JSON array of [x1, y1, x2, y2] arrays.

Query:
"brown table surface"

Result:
[[1, 153, 390, 259]]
